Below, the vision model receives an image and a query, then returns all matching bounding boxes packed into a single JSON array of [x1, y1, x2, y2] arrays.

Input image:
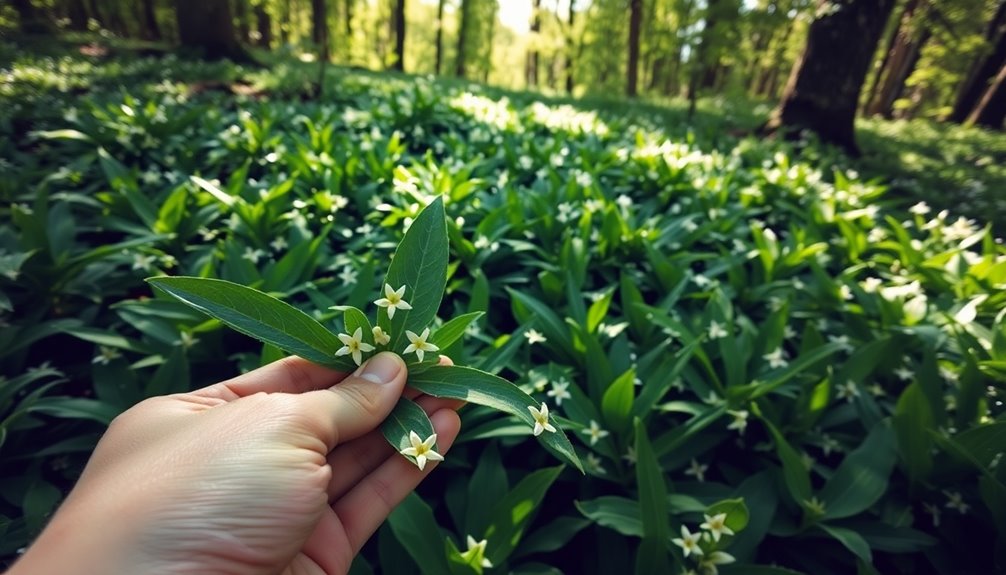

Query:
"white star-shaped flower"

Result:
[[763, 348, 788, 369], [894, 366, 914, 381], [708, 321, 728, 340], [699, 513, 735, 542], [546, 379, 571, 406], [270, 237, 288, 252], [372, 325, 390, 346], [699, 551, 736, 575], [623, 446, 637, 466], [375, 283, 413, 319], [400, 431, 444, 471], [403, 327, 439, 362], [945, 490, 969, 514], [836, 380, 860, 403], [685, 458, 708, 482], [582, 420, 610, 446], [335, 327, 375, 366], [726, 410, 748, 435], [463, 535, 493, 568], [338, 265, 358, 285], [528, 402, 557, 436], [586, 453, 606, 475], [672, 525, 703, 558], [525, 329, 547, 344]]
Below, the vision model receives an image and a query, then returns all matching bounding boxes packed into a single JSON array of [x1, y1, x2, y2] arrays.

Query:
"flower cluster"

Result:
[[672, 514, 737, 575], [333, 284, 439, 367]]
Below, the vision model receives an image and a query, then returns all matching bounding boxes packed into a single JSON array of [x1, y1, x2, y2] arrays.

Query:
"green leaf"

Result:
[[483, 465, 563, 565], [586, 287, 615, 332], [146, 276, 352, 370], [29, 397, 121, 425], [381, 397, 439, 468], [575, 496, 643, 537], [408, 365, 583, 472], [381, 196, 449, 351], [465, 443, 509, 537], [342, 306, 376, 346], [818, 523, 872, 564], [601, 368, 635, 434], [431, 312, 484, 349], [893, 383, 933, 482], [514, 516, 591, 558], [634, 418, 671, 573], [147, 347, 190, 396], [386, 492, 452, 575], [819, 424, 897, 520], [759, 412, 811, 506], [946, 421, 1006, 469], [705, 498, 750, 533]]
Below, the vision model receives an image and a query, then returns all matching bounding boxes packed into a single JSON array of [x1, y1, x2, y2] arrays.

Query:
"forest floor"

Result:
[[3, 34, 1005, 233]]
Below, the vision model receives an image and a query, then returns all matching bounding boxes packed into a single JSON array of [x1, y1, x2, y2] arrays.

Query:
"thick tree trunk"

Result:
[[526, 0, 542, 87], [951, 1, 1006, 123], [866, 1, 927, 118], [967, 61, 1006, 129], [138, 0, 161, 40], [455, 0, 469, 77], [392, 0, 406, 71], [435, 0, 445, 74], [255, 3, 272, 47], [762, 0, 896, 155], [627, 0, 643, 97], [312, 0, 330, 62], [175, 0, 250, 61]]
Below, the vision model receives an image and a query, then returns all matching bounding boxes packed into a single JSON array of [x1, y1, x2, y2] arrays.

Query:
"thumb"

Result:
[[294, 352, 407, 451]]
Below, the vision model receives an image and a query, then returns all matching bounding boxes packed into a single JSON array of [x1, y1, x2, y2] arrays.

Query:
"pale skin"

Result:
[[9, 351, 462, 575]]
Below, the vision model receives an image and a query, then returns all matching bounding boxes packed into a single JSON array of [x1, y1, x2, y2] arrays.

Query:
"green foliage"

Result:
[[0, 44, 1004, 575]]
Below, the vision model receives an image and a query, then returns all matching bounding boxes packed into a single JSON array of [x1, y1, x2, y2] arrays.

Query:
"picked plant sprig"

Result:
[[147, 196, 582, 473]]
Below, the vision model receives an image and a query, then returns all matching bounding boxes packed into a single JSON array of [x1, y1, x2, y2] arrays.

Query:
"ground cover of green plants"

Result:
[[2, 41, 1006, 574]]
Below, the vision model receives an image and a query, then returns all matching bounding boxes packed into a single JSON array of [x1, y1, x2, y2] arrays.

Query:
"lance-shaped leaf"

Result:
[[408, 365, 583, 473], [430, 312, 484, 349], [382, 397, 439, 468], [380, 196, 449, 352], [146, 276, 353, 370], [341, 306, 377, 347], [634, 418, 671, 573]]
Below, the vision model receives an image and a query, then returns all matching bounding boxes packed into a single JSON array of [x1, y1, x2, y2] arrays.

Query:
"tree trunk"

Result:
[[175, 0, 250, 61], [526, 0, 542, 87], [483, 4, 495, 83], [455, 0, 469, 77], [951, 1, 1006, 123], [565, 0, 575, 94], [627, 0, 643, 97], [866, 0, 927, 118], [862, 0, 913, 113], [762, 0, 897, 155], [142, 0, 162, 40], [391, 0, 406, 71], [255, 3, 272, 47], [312, 0, 330, 62], [435, 0, 445, 74], [967, 61, 1006, 129]]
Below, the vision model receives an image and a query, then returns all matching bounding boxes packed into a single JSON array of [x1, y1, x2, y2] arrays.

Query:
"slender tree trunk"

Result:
[[312, 0, 330, 61], [866, 1, 928, 118], [952, 1, 1006, 123], [484, 4, 495, 83], [627, 0, 643, 97], [762, 0, 897, 155], [66, 0, 89, 30], [565, 0, 575, 94], [435, 0, 445, 74], [455, 0, 469, 77], [391, 0, 405, 71], [175, 0, 250, 61], [526, 0, 542, 87], [967, 61, 1006, 128], [255, 2, 272, 47]]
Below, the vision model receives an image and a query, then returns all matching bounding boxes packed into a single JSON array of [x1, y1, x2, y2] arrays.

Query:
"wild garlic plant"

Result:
[[148, 197, 583, 473]]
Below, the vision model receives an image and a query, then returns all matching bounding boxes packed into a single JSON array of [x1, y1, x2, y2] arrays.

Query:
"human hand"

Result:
[[11, 352, 462, 575]]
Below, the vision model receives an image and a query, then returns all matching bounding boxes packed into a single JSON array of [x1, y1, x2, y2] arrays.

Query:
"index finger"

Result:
[[190, 356, 351, 401]]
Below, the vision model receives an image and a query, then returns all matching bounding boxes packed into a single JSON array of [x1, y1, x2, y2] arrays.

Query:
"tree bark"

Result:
[[951, 1, 1006, 123], [967, 61, 1006, 129], [526, 0, 542, 87], [455, 0, 470, 77], [255, 2, 272, 47], [762, 0, 897, 155], [392, 0, 406, 71], [435, 0, 446, 74], [175, 0, 250, 61], [312, 0, 330, 62], [627, 0, 643, 97], [565, 0, 575, 94], [866, 0, 927, 118]]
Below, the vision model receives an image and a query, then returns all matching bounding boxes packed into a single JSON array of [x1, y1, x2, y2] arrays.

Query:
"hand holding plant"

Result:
[[10, 354, 462, 575]]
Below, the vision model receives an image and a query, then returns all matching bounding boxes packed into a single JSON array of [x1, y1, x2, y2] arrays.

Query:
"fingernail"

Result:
[[359, 352, 403, 385]]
